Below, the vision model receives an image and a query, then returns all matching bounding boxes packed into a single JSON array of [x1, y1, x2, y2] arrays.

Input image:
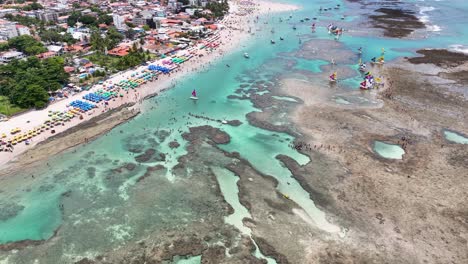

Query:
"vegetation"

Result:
[[86, 45, 154, 72], [39, 29, 76, 45], [195, 0, 229, 18], [0, 57, 69, 109], [89, 27, 124, 52], [20, 2, 44, 11], [67, 11, 113, 27], [7, 35, 47, 55], [4, 14, 44, 27], [0, 96, 25, 116]]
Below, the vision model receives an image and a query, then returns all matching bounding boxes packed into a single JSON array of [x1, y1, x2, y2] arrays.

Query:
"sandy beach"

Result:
[[0, 0, 299, 167]]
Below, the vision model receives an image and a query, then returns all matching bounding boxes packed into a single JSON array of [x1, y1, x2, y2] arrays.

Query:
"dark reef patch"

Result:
[[408, 49, 468, 68], [369, 8, 424, 38], [0, 202, 25, 221]]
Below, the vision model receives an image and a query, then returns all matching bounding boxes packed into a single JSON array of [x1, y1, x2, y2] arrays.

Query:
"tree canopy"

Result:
[[8, 35, 47, 55], [0, 57, 69, 109]]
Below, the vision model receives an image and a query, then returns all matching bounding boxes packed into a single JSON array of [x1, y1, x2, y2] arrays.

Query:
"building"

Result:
[[15, 25, 31, 36], [113, 14, 125, 30], [0, 9, 18, 18], [36, 11, 59, 23], [0, 51, 25, 63], [0, 20, 17, 40], [0, 20, 31, 40]]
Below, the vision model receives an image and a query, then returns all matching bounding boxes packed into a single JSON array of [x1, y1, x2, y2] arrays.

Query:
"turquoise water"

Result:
[[444, 130, 468, 144], [373, 141, 405, 160], [2, 0, 468, 261], [213, 167, 276, 263], [173, 255, 201, 264]]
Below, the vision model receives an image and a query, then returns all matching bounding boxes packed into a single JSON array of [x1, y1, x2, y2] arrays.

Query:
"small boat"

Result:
[[300, 19, 304, 22], [244, 52, 250, 58], [359, 63, 366, 72], [370, 56, 385, 65], [293, 26, 297, 30], [221, 120, 228, 124], [305, 17, 310, 21], [190, 89, 198, 100], [280, 37, 284, 40], [271, 39, 276, 44], [341, 15, 345, 20]]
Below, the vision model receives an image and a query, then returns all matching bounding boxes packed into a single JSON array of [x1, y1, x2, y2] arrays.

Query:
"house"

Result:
[[47, 45, 63, 54], [108, 46, 130, 56], [161, 19, 183, 26], [205, 24, 217, 30], [194, 17, 207, 25], [64, 66, 75, 73], [36, 51, 57, 59], [0, 51, 25, 63]]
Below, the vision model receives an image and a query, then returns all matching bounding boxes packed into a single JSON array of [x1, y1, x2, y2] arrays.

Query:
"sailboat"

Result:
[[358, 58, 366, 72], [190, 89, 198, 100], [244, 52, 250, 58]]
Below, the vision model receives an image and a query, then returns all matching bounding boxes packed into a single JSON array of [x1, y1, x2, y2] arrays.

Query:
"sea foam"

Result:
[[449, 44, 468, 55], [418, 6, 441, 32]]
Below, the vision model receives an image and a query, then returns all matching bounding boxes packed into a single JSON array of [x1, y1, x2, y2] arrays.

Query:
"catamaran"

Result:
[[190, 89, 198, 100]]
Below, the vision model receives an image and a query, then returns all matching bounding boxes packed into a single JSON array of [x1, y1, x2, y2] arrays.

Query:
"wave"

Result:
[[449, 44, 468, 55], [417, 5, 441, 32]]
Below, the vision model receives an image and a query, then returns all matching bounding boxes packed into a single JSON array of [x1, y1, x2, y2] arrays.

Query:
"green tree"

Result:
[[97, 14, 113, 25], [106, 26, 124, 49], [125, 28, 136, 39], [79, 15, 97, 25], [8, 35, 46, 55], [67, 11, 81, 27], [22, 84, 49, 108]]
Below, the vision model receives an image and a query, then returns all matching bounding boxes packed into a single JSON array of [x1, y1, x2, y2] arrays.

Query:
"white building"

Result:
[[15, 25, 31, 36], [113, 14, 125, 30], [0, 20, 17, 40], [0, 51, 25, 63]]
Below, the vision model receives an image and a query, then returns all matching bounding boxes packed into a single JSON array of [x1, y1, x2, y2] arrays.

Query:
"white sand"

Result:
[[0, 0, 299, 166]]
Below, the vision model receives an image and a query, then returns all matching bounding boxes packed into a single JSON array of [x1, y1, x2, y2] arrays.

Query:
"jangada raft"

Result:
[[370, 56, 385, 65], [327, 24, 343, 35], [359, 72, 384, 90]]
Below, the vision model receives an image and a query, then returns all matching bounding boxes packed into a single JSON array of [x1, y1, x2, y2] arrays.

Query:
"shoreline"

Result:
[[0, 103, 139, 176], [0, 0, 300, 167]]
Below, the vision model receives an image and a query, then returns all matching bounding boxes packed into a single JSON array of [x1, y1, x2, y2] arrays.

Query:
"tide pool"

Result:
[[373, 141, 405, 160], [444, 130, 468, 144], [173, 255, 201, 264]]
